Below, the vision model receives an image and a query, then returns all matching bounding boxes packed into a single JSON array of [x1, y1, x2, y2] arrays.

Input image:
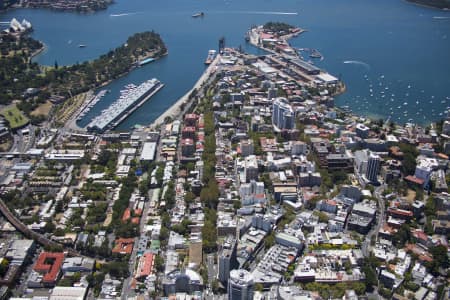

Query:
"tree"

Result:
[[392, 224, 412, 247], [424, 195, 436, 217], [154, 255, 165, 272], [362, 257, 378, 292], [54, 228, 66, 236], [255, 283, 264, 292], [103, 261, 129, 278], [184, 191, 196, 205], [264, 231, 275, 249], [331, 170, 348, 185], [316, 211, 329, 223], [0, 259, 9, 277], [202, 208, 217, 253], [44, 221, 56, 233], [398, 143, 418, 176], [427, 245, 450, 275]]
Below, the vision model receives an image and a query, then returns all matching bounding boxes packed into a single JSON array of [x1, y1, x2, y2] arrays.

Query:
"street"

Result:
[[362, 184, 386, 257]]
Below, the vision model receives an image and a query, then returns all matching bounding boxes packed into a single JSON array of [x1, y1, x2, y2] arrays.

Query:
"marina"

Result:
[[76, 89, 108, 121], [86, 78, 164, 132]]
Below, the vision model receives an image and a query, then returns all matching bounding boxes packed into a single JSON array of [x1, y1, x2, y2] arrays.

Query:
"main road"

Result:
[[362, 184, 386, 257]]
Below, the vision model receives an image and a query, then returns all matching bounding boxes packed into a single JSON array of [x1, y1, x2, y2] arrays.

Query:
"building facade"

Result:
[[272, 98, 295, 130], [228, 269, 254, 300]]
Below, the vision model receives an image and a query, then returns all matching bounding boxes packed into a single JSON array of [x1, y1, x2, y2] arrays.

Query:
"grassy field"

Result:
[[31, 101, 53, 117], [406, 189, 416, 202], [0, 105, 30, 129]]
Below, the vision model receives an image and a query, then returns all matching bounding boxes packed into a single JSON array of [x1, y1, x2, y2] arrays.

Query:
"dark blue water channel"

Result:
[[1, 0, 449, 128]]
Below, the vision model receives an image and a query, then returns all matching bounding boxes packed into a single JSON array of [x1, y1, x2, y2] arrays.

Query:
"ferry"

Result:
[[79, 44, 86, 48], [204, 49, 216, 65], [138, 57, 155, 66], [86, 78, 164, 132], [192, 12, 204, 18]]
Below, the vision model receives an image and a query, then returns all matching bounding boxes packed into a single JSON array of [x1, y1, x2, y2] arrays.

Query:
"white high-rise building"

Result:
[[354, 150, 369, 175], [272, 98, 294, 131]]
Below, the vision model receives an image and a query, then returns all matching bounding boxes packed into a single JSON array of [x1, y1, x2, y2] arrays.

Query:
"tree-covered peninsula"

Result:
[[0, 31, 167, 117]]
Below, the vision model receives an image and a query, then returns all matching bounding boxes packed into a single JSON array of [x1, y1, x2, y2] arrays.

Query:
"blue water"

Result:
[[1, 0, 449, 127]]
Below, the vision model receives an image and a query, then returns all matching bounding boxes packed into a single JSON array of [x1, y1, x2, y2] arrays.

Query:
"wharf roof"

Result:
[[290, 58, 320, 72]]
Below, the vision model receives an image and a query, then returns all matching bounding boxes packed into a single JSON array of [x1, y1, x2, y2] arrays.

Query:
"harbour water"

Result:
[[0, 0, 449, 127]]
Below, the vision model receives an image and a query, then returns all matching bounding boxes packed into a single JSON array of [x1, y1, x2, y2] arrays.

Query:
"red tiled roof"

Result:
[[34, 252, 64, 284], [413, 229, 428, 242], [122, 208, 131, 222], [419, 254, 433, 262], [112, 238, 134, 255], [388, 208, 413, 217], [404, 175, 425, 185], [136, 253, 154, 279]]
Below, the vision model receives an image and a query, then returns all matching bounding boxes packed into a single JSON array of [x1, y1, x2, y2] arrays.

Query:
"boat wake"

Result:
[[343, 60, 371, 70], [432, 16, 450, 20], [250, 11, 298, 15], [110, 12, 139, 17], [222, 10, 298, 15]]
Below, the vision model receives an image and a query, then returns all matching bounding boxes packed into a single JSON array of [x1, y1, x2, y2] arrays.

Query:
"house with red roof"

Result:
[[112, 238, 134, 255], [135, 252, 154, 281], [387, 207, 413, 220]]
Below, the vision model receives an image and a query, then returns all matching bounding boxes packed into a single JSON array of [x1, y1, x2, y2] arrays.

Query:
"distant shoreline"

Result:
[[404, 0, 450, 10]]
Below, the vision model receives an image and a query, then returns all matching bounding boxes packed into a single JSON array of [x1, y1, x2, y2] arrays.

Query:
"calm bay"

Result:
[[1, 0, 449, 128]]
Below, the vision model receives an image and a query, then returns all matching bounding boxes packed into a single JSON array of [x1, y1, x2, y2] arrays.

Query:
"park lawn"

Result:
[[0, 105, 30, 129], [406, 189, 416, 203], [31, 101, 53, 117]]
